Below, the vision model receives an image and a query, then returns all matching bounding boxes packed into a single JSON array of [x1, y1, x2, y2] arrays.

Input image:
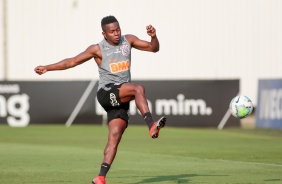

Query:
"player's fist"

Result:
[[146, 25, 156, 37], [34, 66, 47, 75]]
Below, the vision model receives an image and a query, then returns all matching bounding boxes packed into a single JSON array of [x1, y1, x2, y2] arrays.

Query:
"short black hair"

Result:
[[101, 16, 118, 31]]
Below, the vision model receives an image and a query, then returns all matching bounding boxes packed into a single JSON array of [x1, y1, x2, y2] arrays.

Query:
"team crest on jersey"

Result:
[[120, 45, 130, 56]]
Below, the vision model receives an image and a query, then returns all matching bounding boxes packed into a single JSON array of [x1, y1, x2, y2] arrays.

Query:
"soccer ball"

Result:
[[229, 95, 253, 119]]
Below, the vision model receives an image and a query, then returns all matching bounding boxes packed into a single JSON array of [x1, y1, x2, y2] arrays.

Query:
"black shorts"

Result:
[[97, 83, 129, 125]]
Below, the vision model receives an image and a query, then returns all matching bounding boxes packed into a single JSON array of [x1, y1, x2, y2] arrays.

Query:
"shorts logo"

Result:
[[110, 93, 120, 107], [120, 45, 130, 56]]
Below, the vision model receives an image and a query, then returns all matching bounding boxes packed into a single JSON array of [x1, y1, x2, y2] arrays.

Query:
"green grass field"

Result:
[[0, 125, 282, 184]]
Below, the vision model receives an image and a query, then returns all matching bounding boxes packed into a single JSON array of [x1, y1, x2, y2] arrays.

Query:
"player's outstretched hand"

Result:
[[34, 66, 47, 75], [146, 25, 156, 37]]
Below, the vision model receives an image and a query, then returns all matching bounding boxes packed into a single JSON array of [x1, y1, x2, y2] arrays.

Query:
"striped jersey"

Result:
[[97, 35, 131, 90]]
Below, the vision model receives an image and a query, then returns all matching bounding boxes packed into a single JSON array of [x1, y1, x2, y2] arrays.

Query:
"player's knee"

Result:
[[110, 130, 123, 143], [135, 84, 145, 94]]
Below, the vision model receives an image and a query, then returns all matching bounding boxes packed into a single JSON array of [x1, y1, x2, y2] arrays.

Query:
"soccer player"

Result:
[[34, 15, 166, 184]]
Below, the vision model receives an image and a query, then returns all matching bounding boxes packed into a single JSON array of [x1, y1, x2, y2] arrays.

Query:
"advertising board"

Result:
[[0, 80, 239, 127]]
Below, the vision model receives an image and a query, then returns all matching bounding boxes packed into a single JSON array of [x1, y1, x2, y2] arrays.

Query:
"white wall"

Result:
[[0, 0, 4, 79], [3, 0, 282, 105]]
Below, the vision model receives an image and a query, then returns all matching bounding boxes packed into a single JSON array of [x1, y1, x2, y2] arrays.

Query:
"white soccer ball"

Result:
[[229, 95, 253, 119]]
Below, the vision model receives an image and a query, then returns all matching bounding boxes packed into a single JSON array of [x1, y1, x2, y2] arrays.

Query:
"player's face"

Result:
[[102, 22, 121, 46]]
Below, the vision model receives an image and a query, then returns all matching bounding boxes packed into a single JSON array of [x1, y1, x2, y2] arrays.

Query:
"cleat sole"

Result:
[[150, 116, 166, 139]]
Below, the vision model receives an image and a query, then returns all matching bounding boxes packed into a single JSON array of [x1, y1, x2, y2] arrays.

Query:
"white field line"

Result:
[[65, 80, 96, 127]]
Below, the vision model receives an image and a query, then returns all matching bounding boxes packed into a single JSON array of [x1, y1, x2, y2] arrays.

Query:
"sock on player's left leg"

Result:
[[143, 112, 154, 129]]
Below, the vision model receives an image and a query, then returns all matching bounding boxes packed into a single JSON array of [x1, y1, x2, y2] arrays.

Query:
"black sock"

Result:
[[143, 112, 155, 129], [98, 163, 111, 177]]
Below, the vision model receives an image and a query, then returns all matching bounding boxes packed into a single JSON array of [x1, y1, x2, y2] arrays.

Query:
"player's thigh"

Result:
[[108, 118, 127, 138], [119, 83, 144, 102]]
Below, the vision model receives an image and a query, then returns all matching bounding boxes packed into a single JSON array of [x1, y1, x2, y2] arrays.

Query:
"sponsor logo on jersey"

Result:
[[114, 48, 121, 54], [106, 52, 113, 56], [110, 60, 130, 73], [109, 58, 118, 63]]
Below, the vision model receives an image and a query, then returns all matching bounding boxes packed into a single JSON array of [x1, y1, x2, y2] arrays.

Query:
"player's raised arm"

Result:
[[34, 44, 100, 75], [126, 25, 159, 52]]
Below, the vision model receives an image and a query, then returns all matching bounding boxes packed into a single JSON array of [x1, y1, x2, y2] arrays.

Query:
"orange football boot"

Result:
[[92, 176, 106, 184], [149, 116, 166, 138]]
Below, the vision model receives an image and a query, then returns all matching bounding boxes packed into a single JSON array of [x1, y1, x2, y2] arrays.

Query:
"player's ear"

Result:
[[102, 32, 107, 40]]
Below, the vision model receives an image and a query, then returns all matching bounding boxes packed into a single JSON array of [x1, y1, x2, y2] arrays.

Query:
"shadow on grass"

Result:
[[130, 173, 227, 184], [264, 179, 281, 182]]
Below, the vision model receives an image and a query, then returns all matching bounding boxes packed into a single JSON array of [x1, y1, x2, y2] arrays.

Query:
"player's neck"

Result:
[[104, 38, 119, 46]]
